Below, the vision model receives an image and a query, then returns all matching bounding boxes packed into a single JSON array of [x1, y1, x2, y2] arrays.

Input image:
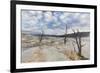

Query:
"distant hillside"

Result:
[[22, 31, 90, 38], [61, 32, 90, 37]]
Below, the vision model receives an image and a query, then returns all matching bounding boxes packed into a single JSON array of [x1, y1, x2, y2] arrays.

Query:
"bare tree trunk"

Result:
[[39, 29, 44, 44], [72, 29, 84, 56], [64, 24, 67, 44]]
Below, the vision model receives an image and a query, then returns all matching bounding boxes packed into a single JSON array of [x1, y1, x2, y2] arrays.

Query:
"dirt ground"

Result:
[[21, 34, 90, 63]]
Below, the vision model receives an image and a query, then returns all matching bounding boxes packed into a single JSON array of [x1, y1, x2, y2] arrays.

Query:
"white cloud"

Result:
[[22, 11, 42, 31], [79, 13, 90, 26], [22, 10, 90, 35], [44, 11, 53, 22], [68, 26, 90, 34], [42, 27, 65, 35]]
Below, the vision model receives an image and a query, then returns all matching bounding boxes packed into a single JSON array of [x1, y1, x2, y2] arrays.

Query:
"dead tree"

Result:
[[39, 29, 44, 43], [72, 29, 85, 56], [64, 24, 67, 44]]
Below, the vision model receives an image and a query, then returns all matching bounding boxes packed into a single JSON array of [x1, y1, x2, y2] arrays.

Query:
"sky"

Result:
[[21, 10, 90, 35]]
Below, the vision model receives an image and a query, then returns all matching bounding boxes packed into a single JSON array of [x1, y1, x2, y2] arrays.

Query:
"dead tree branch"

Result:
[[72, 29, 85, 56]]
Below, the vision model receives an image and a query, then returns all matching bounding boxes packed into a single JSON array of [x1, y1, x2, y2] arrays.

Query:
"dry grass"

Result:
[[21, 34, 89, 63], [62, 50, 80, 60]]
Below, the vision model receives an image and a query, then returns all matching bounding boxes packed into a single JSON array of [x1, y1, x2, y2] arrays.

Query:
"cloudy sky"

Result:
[[21, 10, 90, 35]]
